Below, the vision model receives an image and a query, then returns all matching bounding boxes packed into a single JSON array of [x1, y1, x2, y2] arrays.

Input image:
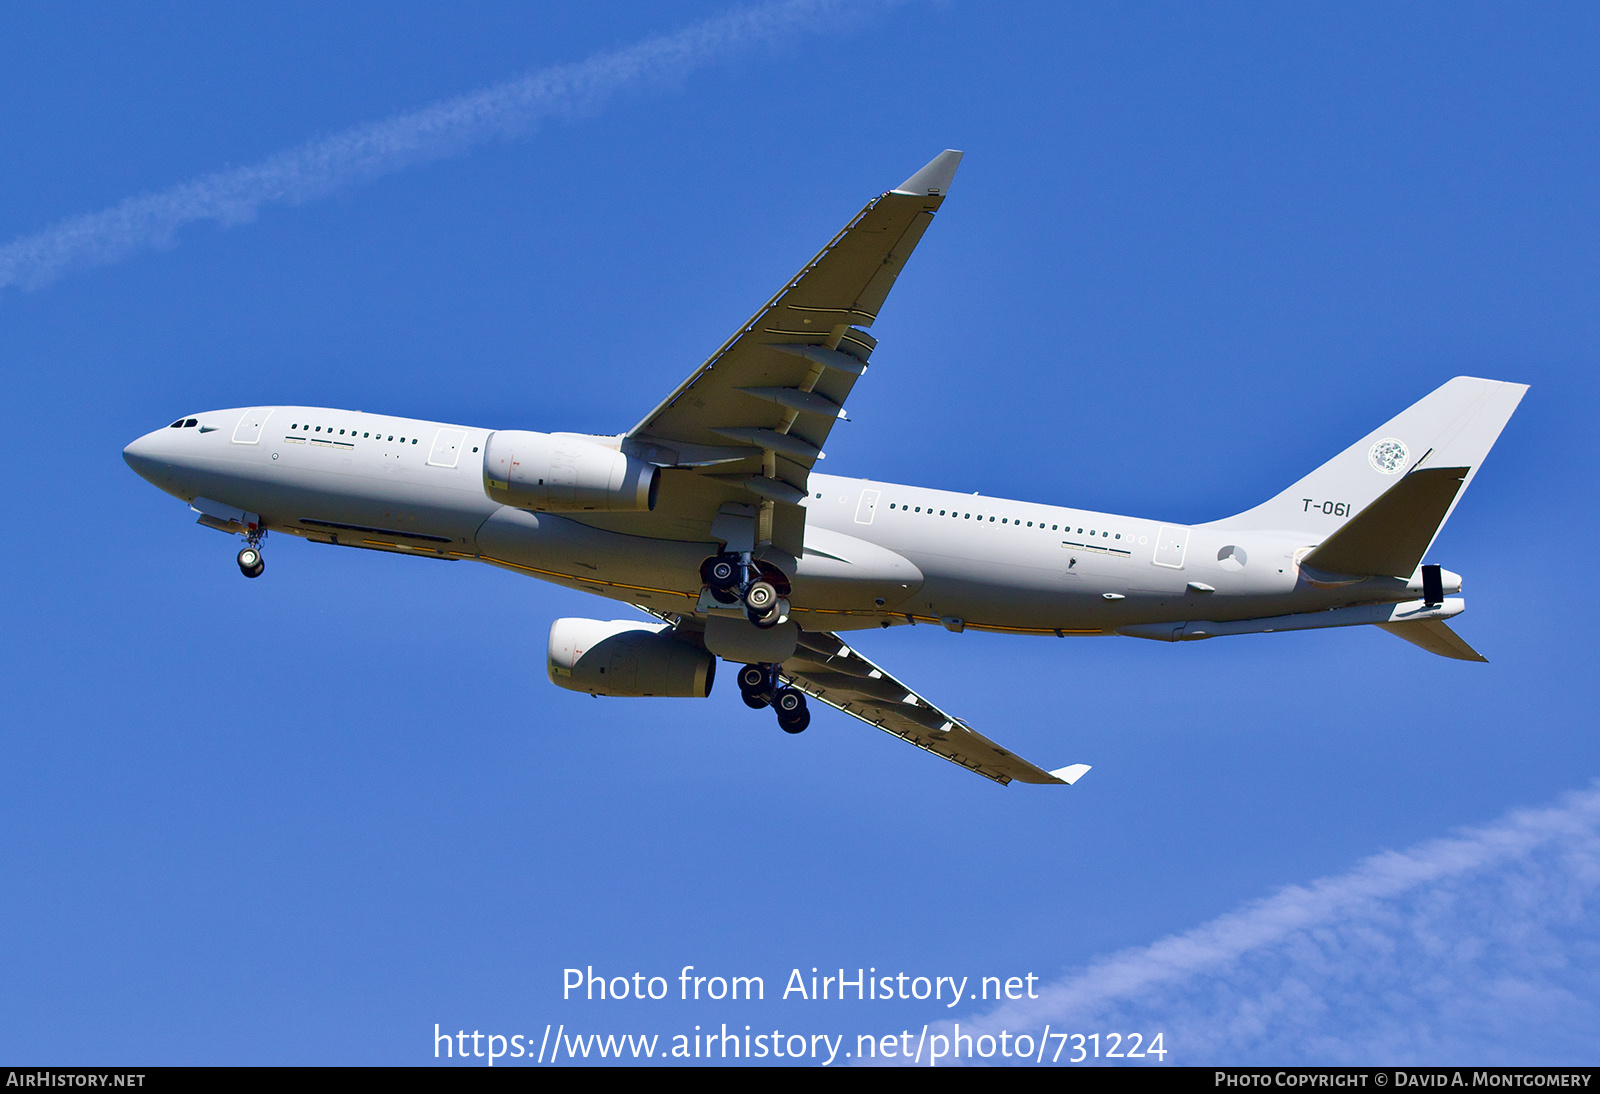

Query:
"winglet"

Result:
[[893, 149, 963, 196], [1050, 763, 1092, 785]]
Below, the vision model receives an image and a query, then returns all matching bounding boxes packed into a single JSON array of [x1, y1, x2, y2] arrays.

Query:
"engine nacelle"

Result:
[[484, 430, 659, 512], [547, 618, 716, 698]]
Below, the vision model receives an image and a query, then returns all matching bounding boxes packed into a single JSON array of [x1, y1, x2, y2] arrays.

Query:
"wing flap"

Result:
[[781, 632, 1085, 786]]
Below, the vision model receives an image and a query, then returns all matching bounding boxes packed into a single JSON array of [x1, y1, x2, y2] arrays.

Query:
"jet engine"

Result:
[[483, 430, 659, 512], [547, 618, 716, 698]]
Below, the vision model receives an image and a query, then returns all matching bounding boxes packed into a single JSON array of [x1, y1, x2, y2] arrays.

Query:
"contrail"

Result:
[[0, 0, 860, 293], [926, 784, 1600, 1064]]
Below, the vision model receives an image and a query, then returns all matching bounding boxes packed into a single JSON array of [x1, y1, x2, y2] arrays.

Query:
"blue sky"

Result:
[[2, 1, 1598, 1066]]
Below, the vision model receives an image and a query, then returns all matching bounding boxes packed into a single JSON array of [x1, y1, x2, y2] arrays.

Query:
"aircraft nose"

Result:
[[122, 431, 167, 483]]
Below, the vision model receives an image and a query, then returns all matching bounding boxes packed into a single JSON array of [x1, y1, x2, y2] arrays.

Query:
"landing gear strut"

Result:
[[236, 527, 266, 578], [737, 662, 809, 733]]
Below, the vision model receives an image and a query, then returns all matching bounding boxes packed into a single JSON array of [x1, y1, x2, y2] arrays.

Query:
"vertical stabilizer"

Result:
[[1212, 376, 1527, 539]]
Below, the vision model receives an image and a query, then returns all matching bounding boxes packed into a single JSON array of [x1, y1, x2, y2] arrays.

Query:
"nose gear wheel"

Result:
[[237, 546, 264, 579]]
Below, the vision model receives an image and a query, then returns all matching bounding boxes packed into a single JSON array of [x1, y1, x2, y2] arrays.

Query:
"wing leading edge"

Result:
[[781, 630, 1090, 787], [623, 150, 964, 561]]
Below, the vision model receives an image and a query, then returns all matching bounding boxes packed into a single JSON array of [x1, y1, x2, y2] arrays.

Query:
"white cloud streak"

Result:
[[0, 0, 855, 293], [937, 785, 1600, 1065]]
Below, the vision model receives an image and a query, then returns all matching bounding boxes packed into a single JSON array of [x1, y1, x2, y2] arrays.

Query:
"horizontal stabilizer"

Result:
[[1301, 466, 1467, 577], [1119, 596, 1464, 642], [1377, 619, 1488, 662]]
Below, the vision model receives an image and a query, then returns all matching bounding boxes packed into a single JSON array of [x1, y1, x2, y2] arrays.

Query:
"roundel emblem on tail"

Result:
[[1368, 438, 1409, 474]]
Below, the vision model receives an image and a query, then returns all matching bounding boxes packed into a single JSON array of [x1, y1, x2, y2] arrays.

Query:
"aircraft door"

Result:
[[854, 489, 880, 525], [428, 428, 467, 468], [1152, 526, 1190, 569], [231, 408, 273, 445]]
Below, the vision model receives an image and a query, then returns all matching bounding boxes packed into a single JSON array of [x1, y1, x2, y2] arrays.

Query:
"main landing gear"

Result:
[[702, 553, 805, 731], [236, 529, 267, 579], [736, 662, 810, 733], [700, 552, 791, 628]]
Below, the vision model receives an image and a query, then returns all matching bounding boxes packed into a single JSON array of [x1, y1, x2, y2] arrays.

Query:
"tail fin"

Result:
[[1213, 377, 1528, 547]]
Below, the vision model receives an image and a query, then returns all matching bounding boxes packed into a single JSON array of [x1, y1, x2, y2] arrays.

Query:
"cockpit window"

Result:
[[184, 419, 197, 428], [169, 420, 184, 428]]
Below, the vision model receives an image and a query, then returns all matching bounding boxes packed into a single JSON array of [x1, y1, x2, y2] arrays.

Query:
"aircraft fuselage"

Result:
[[123, 405, 1440, 637]]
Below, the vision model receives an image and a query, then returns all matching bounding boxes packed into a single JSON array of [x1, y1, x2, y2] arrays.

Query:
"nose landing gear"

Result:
[[236, 527, 267, 578], [237, 546, 264, 578], [737, 662, 810, 732]]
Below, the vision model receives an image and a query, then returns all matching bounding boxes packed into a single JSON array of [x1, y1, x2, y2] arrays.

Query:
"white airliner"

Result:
[[123, 151, 1527, 787]]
